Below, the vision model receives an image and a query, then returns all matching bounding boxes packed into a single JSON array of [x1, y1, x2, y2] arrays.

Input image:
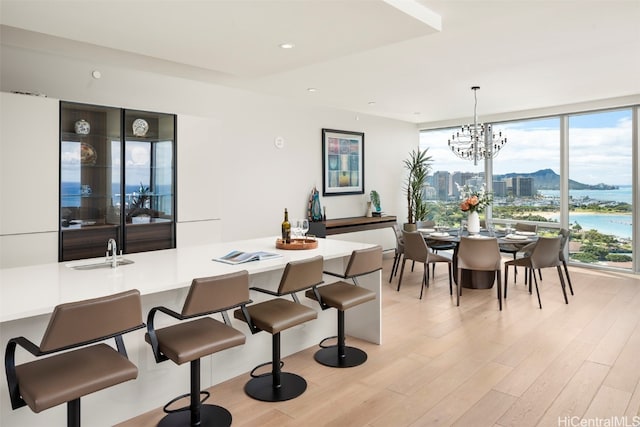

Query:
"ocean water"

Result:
[[540, 186, 632, 204], [61, 182, 172, 207], [539, 186, 632, 239], [545, 213, 632, 239]]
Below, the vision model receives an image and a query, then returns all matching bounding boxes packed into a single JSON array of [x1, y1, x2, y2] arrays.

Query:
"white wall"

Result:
[[0, 43, 415, 264]]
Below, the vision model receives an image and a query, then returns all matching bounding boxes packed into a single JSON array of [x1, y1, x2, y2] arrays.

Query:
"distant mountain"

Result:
[[494, 169, 618, 190]]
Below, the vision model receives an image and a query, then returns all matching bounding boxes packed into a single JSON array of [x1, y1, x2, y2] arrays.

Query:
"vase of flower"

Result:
[[457, 183, 493, 235], [467, 210, 480, 234]]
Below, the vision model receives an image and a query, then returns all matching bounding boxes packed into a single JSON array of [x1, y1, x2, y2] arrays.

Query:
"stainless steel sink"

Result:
[[67, 258, 135, 270]]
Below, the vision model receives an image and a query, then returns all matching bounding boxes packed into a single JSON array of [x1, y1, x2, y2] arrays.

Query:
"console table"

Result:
[[308, 215, 397, 237]]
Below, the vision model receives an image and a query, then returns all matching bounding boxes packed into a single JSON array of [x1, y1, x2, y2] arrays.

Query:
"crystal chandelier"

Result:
[[447, 86, 507, 166]]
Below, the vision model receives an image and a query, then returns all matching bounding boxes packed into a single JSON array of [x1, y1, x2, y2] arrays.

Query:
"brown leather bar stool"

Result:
[[4, 289, 144, 427], [306, 245, 381, 367], [234, 256, 322, 402], [146, 271, 250, 427]]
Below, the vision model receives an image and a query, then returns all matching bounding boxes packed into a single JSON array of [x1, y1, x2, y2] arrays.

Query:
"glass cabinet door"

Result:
[[123, 110, 176, 253], [60, 102, 122, 261]]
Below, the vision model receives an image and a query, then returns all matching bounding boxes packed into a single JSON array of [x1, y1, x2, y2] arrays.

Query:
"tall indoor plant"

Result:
[[403, 148, 432, 231]]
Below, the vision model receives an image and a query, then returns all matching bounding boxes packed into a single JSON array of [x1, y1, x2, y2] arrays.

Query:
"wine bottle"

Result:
[[281, 208, 291, 243]]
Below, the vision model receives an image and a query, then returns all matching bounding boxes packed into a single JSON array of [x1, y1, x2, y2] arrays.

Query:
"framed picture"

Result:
[[322, 128, 365, 196]]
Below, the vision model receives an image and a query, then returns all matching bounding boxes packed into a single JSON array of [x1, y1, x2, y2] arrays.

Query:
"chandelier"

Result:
[[447, 86, 507, 166]]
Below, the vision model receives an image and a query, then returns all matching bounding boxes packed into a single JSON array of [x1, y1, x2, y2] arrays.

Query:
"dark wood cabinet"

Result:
[[59, 102, 176, 261]]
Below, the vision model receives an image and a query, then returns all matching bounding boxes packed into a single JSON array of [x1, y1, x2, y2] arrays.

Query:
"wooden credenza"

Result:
[[308, 215, 397, 237]]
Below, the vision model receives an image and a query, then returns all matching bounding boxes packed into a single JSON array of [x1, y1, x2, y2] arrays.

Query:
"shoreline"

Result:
[[519, 211, 632, 240], [528, 210, 632, 219]]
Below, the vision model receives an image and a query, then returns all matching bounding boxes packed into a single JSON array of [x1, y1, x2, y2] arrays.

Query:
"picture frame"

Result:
[[322, 128, 365, 196]]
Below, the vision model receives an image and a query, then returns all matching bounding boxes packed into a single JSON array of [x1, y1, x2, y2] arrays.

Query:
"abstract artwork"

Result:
[[322, 128, 364, 196]]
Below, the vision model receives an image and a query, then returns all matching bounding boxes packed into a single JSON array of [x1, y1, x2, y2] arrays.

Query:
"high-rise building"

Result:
[[432, 170, 451, 201], [516, 177, 534, 196], [493, 180, 507, 197]]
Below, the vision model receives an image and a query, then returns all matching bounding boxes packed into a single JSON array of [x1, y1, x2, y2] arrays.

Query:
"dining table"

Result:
[[419, 227, 538, 289]]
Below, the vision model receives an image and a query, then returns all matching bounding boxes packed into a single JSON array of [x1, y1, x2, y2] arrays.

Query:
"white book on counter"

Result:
[[213, 250, 282, 265]]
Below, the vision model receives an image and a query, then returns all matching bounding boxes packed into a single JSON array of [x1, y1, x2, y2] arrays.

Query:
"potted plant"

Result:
[[403, 148, 432, 231], [370, 190, 381, 214]]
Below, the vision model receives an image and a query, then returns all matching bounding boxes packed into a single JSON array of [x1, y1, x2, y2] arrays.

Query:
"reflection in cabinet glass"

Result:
[[59, 102, 176, 261]]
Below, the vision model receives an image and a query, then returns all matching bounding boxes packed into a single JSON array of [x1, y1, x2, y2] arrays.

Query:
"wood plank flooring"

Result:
[[117, 256, 640, 427]]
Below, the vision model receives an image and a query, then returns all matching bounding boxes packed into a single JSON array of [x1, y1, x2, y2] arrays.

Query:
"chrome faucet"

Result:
[[107, 238, 118, 268]]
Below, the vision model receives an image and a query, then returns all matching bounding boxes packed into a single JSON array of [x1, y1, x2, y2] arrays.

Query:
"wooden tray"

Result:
[[275, 238, 318, 250]]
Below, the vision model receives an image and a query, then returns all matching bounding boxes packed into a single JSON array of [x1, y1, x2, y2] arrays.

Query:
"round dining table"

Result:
[[419, 227, 538, 289]]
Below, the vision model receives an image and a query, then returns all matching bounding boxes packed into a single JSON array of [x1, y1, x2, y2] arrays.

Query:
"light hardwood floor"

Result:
[[118, 255, 640, 427]]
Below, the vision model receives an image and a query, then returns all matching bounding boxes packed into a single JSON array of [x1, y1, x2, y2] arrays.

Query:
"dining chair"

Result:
[[397, 231, 452, 299], [499, 223, 538, 283], [456, 236, 502, 310], [389, 223, 405, 283], [504, 236, 568, 309], [523, 228, 574, 296]]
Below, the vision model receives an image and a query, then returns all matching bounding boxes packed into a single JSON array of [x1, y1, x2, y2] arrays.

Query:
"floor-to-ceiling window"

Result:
[[567, 109, 633, 269], [420, 105, 637, 273]]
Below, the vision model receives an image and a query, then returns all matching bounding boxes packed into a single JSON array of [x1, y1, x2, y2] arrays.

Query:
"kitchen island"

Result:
[[0, 237, 381, 426]]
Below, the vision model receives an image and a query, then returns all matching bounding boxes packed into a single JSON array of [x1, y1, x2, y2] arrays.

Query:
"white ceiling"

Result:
[[1, 0, 639, 124]]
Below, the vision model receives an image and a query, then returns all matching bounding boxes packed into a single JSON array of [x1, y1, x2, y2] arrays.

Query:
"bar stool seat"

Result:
[[15, 344, 138, 414], [309, 282, 375, 311], [150, 317, 245, 365], [238, 298, 317, 334]]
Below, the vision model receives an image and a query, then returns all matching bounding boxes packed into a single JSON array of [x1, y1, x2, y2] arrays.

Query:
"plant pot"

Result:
[[403, 223, 417, 232]]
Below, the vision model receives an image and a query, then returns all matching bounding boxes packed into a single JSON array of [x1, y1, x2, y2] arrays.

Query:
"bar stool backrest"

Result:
[[39, 289, 143, 353], [182, 271, 251, 316], [344, 245, 383, 279], [278, 255, 324, 295]]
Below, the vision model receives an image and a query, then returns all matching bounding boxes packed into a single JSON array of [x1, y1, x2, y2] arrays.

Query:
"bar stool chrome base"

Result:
[[244, 372, 307, 402], [158, 404, 232, 427], [314, 345, 368, 368]]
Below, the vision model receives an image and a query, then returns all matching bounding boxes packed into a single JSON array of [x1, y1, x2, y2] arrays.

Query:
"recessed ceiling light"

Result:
[[279, 43, 295, 49], [368, 101, 376, 106], [307, 88, 317, 92]]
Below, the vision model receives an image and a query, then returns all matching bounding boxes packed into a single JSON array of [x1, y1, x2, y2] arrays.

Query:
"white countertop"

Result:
[[0, 236, 374, 323]]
